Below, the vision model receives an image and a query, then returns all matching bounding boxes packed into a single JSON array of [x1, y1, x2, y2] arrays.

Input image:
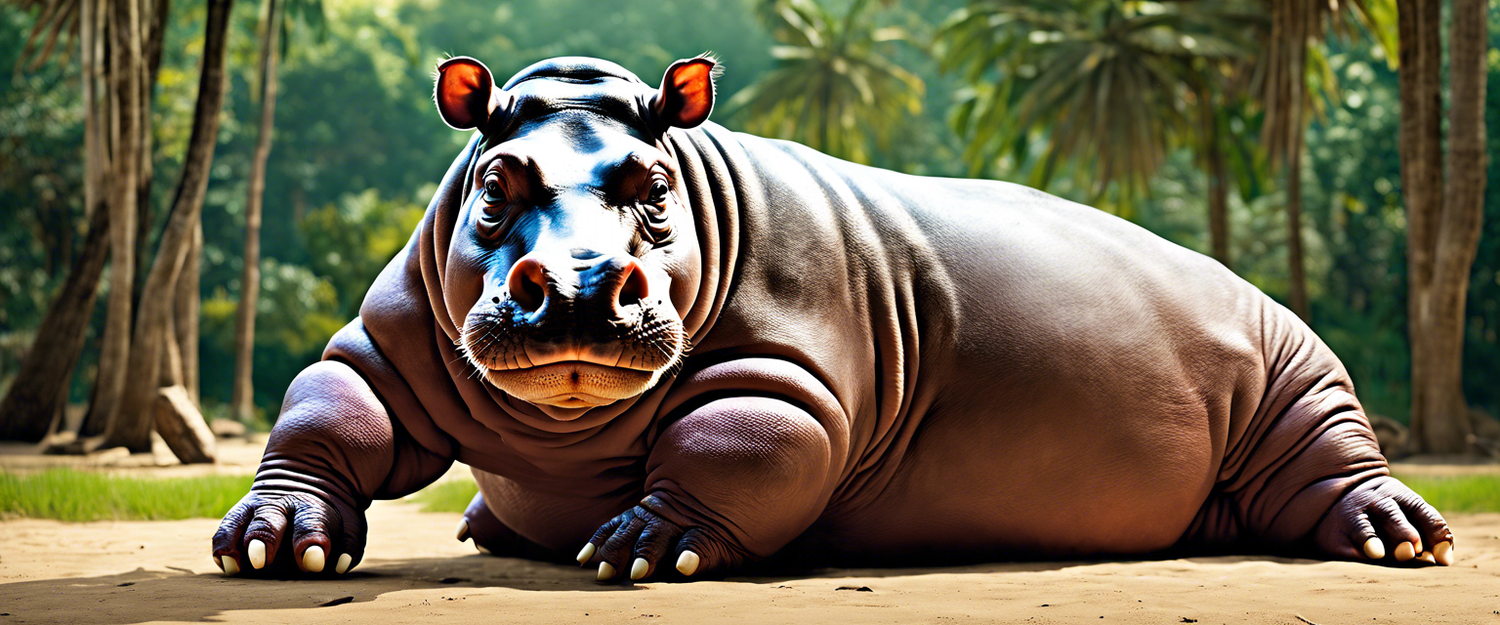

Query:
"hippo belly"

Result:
[[830, 390, 1217, 558]]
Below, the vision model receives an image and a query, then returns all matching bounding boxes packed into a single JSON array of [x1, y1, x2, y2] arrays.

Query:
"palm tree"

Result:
[[1255, 0, 1395, 322], [938, 0, 1261, 258], [726, 0, 925, 165]]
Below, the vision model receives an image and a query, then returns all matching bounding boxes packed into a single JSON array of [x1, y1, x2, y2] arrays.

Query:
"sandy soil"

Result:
[[0, 497, 1496, 625]]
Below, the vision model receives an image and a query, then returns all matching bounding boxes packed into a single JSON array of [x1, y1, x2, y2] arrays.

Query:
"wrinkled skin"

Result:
[[213, 56, 1453, 582]]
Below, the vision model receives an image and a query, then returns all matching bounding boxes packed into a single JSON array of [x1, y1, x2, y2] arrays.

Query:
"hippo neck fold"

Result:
[[665, 122, 752, 350]]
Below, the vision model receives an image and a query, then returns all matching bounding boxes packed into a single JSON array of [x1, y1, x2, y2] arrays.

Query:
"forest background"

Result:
[[0, 0, 1495, 453]]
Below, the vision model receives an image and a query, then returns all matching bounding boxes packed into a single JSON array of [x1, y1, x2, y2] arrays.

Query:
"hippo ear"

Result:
[[650, 56, 718, 131], [435, 56, 507, 131]]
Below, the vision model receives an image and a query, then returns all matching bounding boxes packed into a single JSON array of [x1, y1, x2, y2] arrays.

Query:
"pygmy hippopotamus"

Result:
[[211, 55, 1454, 582]]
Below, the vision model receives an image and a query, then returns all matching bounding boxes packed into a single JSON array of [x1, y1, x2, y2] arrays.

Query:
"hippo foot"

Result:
[[213, 490, 365, 577], [1312, 475, 1454, 566], [575, 498, 737, 583]]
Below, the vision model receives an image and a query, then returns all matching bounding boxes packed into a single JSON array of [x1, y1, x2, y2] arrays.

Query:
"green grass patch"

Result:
[[408, 479, 478, 513], [1393, 473, 1500, 514], [2, 468, 1491, 523], [0, 469, 252, 522]]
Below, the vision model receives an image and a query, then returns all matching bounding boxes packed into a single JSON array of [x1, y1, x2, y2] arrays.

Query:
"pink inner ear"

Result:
[[437, 60, 492, 130], [660, 59, 715, 128]]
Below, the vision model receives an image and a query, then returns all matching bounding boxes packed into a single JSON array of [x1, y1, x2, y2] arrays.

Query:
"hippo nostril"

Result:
[[616, 260, 649, 309], [506, 257, 549, 313]]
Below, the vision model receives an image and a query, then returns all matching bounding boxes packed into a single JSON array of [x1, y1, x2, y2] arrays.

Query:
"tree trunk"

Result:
[[1398, 0, 1448, 453], [86, 0, 146, 451], [1199, 90, 1231, 270], [176, 222, 202, 405], [232, 0, 280, 424], [132, 0, 165, 313], [1408, 0, 1486, 454], [117, 0, 234, 462], [1285, 139, 1308, 321], [1282, 0, 1310, 323], [0, 208, 110, 442]]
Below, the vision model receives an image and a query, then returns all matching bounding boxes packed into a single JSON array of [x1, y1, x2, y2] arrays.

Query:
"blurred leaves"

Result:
[[300, 189, 425, 317], [938, 0, 1263, 208], [727, 0, 925, 165]]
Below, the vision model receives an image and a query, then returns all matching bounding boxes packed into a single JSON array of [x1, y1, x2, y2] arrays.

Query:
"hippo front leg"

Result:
[[578, 396, 838, 581], [211, 360, 452, 577]]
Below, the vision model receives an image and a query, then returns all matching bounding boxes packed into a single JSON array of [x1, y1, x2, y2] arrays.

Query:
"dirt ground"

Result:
[[1, 499, 1498, 623], [2, 440, 1499, 624]]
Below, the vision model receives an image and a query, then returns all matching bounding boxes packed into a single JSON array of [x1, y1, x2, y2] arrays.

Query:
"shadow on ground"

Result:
[[0, 551, 1309, 625]]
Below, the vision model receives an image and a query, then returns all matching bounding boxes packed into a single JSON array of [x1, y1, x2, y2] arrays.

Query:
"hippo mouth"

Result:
[[483, 361, 659, 410], [459, 311, 685, 417]]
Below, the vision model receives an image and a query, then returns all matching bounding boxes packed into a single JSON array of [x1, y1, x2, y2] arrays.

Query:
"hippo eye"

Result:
[[482, 175, 506, 204], [646, 179, 670, 206], [476, 174, 512, 241], [637, 175, 674, 244]]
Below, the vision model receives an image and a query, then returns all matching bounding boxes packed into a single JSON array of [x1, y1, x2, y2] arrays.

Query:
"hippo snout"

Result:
[[504, 251, 651, 324]]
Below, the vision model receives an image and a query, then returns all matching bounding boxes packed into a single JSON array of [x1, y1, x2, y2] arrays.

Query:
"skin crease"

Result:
[[212, 56, 1455, 583]]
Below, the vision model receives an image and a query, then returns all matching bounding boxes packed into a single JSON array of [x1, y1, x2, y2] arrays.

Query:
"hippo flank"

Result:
[[211, 55, 1454, 581]]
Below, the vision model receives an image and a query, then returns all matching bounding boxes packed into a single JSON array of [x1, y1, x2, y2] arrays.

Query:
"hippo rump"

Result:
[[211, 55, 1454, 582]]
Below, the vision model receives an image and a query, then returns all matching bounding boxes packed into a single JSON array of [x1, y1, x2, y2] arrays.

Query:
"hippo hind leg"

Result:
[[455, 491, 563, 562], [1188, 352, 1454, 566], [1311, 474, 1452, 564]]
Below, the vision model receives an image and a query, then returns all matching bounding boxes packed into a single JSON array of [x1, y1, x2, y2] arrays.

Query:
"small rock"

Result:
[[835, 586, 873, 592], [209, 418, 248, 439]]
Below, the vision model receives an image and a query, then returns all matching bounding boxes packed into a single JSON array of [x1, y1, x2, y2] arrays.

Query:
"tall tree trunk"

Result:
[[1407, 0, 1487, 454], [117, 0, 234, 462], [132, 0, 169, 310], [1282, 0, 1310, 323], [232, 0, 280, 424], [1398, 0, 1446, 453], [87, 0, 146, 451], [1199, 90, 1231, 270], [1285, 138, 1308, 321], [0, 209, 109, 442], [176, 222, 202, 405]]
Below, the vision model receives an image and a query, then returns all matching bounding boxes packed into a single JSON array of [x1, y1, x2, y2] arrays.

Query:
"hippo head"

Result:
[[432, 55, 715, 421]]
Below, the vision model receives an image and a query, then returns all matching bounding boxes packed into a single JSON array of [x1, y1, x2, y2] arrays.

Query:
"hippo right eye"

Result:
[[482, 176, 506, 204]]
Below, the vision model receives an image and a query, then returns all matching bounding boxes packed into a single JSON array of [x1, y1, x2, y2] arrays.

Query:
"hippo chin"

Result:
[[212, 54, 1453, 582]]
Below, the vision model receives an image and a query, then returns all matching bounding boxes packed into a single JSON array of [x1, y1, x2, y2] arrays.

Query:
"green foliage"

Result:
[[728, 0, 925, 165], [300, 189, 426, 317], [408, 479, 479, 514], [0, 470, 253, 521], [201, 259, 344, 418]]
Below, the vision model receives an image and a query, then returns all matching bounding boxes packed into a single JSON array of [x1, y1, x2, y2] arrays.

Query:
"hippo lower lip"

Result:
[[483, 361, 657, 410]]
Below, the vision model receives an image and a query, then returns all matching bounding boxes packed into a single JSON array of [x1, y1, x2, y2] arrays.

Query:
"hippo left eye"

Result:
[[482, 176, 506, 204]]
